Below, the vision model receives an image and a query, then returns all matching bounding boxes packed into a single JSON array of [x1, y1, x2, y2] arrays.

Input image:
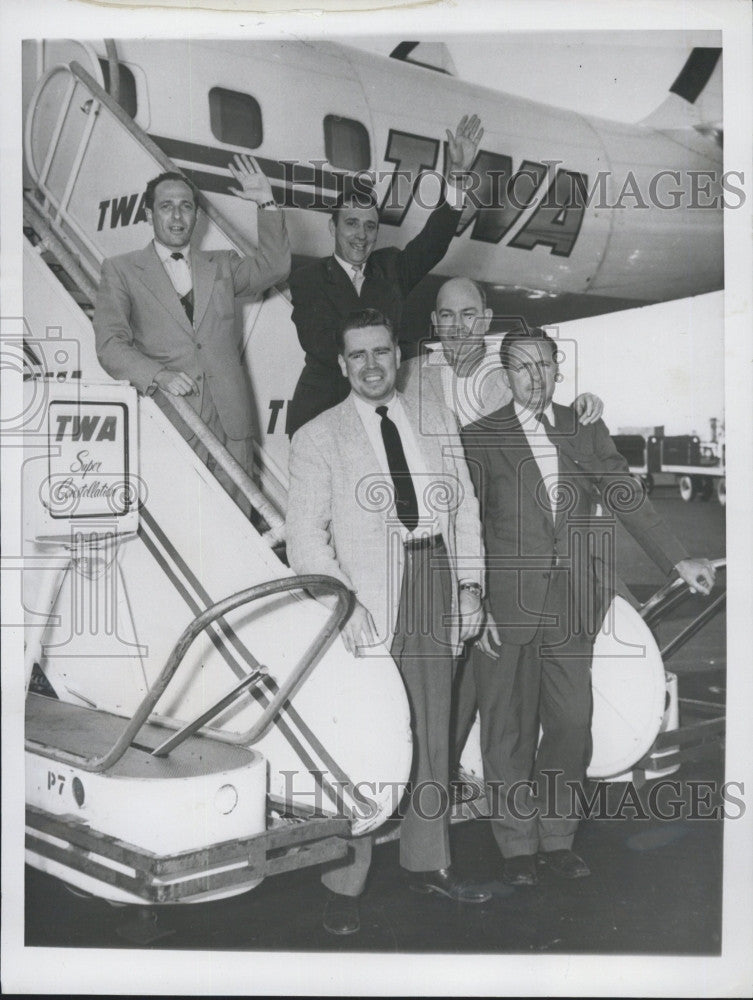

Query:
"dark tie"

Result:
[[376, 405, 419, 532], [535, 410, 555, 438], [536, 410, 579, 466], [169, 253, 193, 323], [179, 289, 194, 324]]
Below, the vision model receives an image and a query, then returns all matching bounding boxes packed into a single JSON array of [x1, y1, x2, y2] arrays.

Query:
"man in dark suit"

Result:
[[93, 157, 290, 504], [286, 114, 484, 437], [460, 326, 716, 885]]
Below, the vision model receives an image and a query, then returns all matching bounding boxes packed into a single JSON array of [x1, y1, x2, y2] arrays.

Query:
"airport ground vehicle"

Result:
[[613, 430, 726, 506]]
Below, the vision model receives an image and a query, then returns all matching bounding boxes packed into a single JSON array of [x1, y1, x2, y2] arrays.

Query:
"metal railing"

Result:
[[26, 575, 354, 772]]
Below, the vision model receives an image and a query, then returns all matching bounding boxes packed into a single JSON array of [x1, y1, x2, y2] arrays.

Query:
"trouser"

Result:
[[321, 537, 455, 896], [454, 572, 594, 857], [163, 385, 252, 518]]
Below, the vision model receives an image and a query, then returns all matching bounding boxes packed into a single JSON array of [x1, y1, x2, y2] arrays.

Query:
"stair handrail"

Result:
[[25, 575, 354, 773]]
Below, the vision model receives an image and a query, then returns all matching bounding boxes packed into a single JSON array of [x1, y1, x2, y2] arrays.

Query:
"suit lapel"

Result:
[[191, 251, 218, 331], [495, 404, 555, 531], [134, 243, 194, 336], [324, 257, 360, 310], [337, 396, 383, 481]]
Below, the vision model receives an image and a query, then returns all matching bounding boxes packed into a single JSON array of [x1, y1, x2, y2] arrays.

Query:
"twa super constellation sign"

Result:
[[27, 382, 141, 538]]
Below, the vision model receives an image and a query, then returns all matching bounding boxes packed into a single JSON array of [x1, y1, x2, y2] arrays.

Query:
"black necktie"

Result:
[[169, 253, 193, 323], [537, 410, 579, 466], [179, 289, 194, 324], [536, 411, 555, 438], [376, 405, 419, 532]]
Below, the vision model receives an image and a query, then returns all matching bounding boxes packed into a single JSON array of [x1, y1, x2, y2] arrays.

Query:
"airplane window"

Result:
[[324, 115, 370, 171], [98, 59, 138, 118], [209, 87, 263, 149]]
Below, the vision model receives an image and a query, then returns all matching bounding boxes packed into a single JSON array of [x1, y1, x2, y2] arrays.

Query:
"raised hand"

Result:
[[446, 114, 484, 177], [228, 153, 274, 205]]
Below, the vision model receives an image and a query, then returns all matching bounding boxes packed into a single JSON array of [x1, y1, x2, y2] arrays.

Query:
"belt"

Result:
[[404, 532, 444, 551]]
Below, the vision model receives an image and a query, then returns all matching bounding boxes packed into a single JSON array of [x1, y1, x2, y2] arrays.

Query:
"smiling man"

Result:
[[460, 325, 716, 887], [286, 308, 490, 935], [286, 114, 484, 437], [93, 157, 290, 505]]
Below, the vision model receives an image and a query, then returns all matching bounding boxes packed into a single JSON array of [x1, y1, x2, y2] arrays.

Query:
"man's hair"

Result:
[[435, 276, 487, 314], [499, 325, 558, 370], [337, 308, 396, 354], [145, 172, 200, 211], [330, 189, 379, 225]]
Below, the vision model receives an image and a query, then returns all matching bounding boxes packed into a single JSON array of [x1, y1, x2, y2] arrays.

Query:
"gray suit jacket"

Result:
[[398, 349, 512, 429], [286, 389, 485, 652], [93, 210, 290, 439], [461, 401, 689, 644]]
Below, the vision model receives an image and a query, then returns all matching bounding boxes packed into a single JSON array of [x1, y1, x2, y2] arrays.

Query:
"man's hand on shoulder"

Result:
[[445, 113, 484, 183], [153, 369, 199, 396], [228, 153, 275, 205], [340, 599, 379, 658], [674, 558, 717, 596], [573, 392, 604, 425]]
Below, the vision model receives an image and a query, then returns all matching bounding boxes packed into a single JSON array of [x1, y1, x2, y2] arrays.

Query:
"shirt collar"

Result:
[[514, 399, 555, 432], [351, 389, 399, 422], [334, 253, 365, 276], [153, 239, 191, 264]]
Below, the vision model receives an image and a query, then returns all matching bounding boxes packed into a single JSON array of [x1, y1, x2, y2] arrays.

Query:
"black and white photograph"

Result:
[[1, 0, 752, 995]]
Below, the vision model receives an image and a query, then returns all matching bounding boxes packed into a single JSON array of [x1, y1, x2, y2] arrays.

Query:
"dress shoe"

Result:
[[322, 892, 360, 935], [538, 849, 591, 879], [409, 866, 491, 903], [502, 854, 538, 886]]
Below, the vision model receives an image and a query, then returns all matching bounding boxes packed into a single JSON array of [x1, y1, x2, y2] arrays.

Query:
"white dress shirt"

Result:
[[514, 400, 559, 521], [334, 254, 365, 294], [154, 239, 193, 297], [351, 391, 439, 539], [334, 181, 466, 295]]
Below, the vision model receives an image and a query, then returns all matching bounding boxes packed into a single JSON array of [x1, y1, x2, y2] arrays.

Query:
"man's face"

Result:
[[501, 339, 558, 412], [329, 203, 379, 267], [338, 325, 400, 405], [146, 179, 197, 249], [431, 280, 491, 376]]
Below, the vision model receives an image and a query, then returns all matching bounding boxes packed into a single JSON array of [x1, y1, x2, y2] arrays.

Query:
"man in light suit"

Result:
[[286, 114, 484, 437], [460, 326, 716, 885], [286, 308, 490, 935], [93, 157, 290, 505]]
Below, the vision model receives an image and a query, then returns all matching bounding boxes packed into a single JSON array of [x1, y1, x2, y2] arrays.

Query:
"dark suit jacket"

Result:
[[461, 401, 689, 645], [93, 210, 290, 440], [286, 200, 462, 435]]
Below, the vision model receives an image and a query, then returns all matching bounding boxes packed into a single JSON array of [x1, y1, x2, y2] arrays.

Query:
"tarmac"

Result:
[[24, 488, 728, 957]]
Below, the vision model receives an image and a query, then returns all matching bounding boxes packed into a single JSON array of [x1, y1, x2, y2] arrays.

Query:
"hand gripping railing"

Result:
[[26, 575, 354, 772], [639, 557, 725, 662]]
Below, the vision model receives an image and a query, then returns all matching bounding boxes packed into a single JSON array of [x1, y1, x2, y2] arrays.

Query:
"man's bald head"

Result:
[[432, 277, 491, 375]]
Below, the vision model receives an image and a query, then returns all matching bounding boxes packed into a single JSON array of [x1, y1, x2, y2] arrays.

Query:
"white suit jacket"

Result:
[[286, 388, 485, 652]]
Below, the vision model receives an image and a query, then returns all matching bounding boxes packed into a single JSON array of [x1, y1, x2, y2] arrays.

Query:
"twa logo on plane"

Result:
[[96, 131, 589, 258]]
